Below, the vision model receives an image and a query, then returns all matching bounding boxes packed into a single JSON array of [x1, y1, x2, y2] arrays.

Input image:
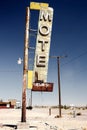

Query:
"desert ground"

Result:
[[0, 107, 87, 130]]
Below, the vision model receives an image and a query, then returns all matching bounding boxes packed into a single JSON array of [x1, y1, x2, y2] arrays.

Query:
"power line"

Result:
[[1, 51, 87, 73], [61, 50, 87, 66], [0, 70, 21, 73]]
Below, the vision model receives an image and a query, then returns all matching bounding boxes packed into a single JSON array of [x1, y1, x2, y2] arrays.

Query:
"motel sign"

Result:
[[33, 6, 54, 83]]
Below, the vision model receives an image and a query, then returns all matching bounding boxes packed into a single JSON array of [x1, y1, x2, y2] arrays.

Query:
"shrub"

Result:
[[76, 112, 81, 116]]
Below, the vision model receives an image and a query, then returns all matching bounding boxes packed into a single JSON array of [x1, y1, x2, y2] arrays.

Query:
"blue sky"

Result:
[[0, 0, 87, 106]]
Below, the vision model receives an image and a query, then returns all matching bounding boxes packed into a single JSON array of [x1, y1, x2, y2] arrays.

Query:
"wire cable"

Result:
[[61, 50, 87, 66]]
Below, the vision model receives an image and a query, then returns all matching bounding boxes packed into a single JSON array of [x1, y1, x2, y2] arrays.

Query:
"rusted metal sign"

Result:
[[32, 82, 53, 92], [33, 7, 54, 83]]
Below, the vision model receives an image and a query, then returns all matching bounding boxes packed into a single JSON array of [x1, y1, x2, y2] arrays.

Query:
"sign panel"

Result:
[[32, 82, 53, 92], [33, 7, 54, 83], [28, 70, 33, 89], [30, 2, 49, 10]]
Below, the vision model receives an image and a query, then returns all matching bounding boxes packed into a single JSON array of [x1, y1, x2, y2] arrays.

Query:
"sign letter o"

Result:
[[39, 24, 50, 36]]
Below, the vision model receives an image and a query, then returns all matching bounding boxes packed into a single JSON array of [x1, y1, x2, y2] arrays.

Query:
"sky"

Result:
[[0, 0, 87, 106]]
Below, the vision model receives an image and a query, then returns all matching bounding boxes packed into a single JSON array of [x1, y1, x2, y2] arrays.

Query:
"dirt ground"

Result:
[[0, 108, 87, 130]]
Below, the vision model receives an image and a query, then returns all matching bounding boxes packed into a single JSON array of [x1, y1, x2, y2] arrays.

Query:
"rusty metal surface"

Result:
[[32, 82, 53, 92], [21, 7, 30, 122]]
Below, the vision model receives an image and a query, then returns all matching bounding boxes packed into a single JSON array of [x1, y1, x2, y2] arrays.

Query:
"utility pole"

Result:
[[50, 55, 67, 117], [21, 7, 30, 122], [57, 56, 61, 117]]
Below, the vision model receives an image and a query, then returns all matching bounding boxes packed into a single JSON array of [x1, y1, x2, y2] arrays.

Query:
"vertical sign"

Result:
[[28, 70, 33, 89], [33, 7, 53, 83]]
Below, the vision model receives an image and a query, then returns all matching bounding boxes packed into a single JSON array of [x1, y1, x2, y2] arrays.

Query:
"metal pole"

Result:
[[31, 90, 32, 107], [57, 57, 61, 117], [21, 7, 30, 122]]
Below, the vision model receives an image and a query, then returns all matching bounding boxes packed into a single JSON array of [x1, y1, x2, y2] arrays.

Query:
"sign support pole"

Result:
[[21, 7, 30, 122]]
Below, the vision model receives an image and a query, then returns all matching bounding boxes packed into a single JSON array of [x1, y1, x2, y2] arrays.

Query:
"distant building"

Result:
[[8, 99, 17, 108], [0, 101, 14, 109], [0, 99, 21, 109], [8, 99, 21, 108]]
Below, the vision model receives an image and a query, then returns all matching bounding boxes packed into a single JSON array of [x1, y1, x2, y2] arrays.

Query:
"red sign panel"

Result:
[[32, 82, 53, 92]]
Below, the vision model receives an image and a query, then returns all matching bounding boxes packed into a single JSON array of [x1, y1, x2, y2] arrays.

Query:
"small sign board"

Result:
[[32, 82, 53, 92]]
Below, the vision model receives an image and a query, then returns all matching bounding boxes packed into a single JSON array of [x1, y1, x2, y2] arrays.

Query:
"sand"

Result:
[[0, 108, 87, 130]]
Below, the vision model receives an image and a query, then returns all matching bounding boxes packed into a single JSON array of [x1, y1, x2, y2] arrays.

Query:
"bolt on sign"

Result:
[[33, 5, 54, 84]]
